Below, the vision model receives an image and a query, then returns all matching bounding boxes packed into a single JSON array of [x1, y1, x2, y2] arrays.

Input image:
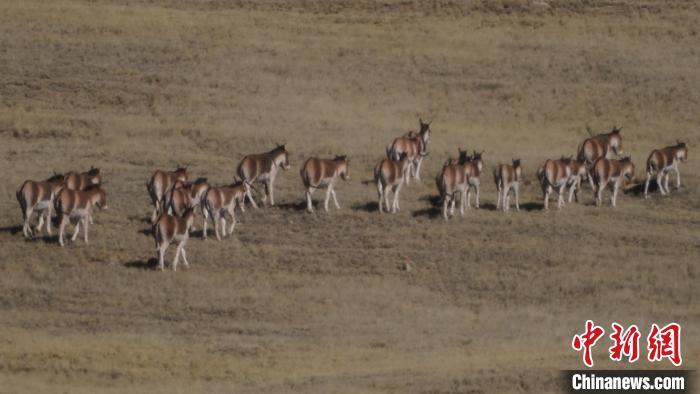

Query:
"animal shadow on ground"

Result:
[[38, 235, 61, 245], [138, 228, 153, 236], [624, 181, 660, 196], [276, 201, 307, 211], [351, 201, 379, 212], [124, 258, 159, 270], [412, 194, 442, 218], [0, 225, 23, 235]]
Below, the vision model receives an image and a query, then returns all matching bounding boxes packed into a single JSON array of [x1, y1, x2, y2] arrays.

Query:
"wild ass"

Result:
[[437, 162, 469, 220], [387, 118, 431, 183], [374, 153, 412, 214], [154, 208, 195, 271], [644, 142, 688, 198], [494, 159, 523, 212], [166, 177, 209, 218], [202, 182, 249, 240], [65, 167, 101, 190], [55, 185, 107, 246], [147, 166, 187, 222], [444, 148, 471, 166], [577, 126, 624, 189], [567, 159, 589, 203], [300, 156, 350, 212], [16, 173, 65, 238], [236, 144, 290, 208], [538, 156, 573, 210], [591, 157, 635, 207]]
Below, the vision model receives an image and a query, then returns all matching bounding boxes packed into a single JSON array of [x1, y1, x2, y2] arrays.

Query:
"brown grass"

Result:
[[0, 1, 699, 393]]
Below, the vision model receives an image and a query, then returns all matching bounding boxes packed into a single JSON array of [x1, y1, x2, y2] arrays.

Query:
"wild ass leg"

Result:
[[213, 211, 222, 241], [36, 210, 45, 235], [306, 188, 314, 212], [414, 157, 424, 181], [180, 242, 190, 269], [157, 242, 167, 270], [71, 219, 81, 242], [443, 195, 449, 220], [376, 182, 384, 214], [246, 183, 259, 209], [172, 242, 182, 271], [46, 204, 54, 235], [664, 171, 671, 195], [392, 183, 403, 213], [674, 165, 681, 189], [22, 206, 33, 238], [83, 216, 89, 244], [227, 207, 236, 234], [59, 215, 69, 246], [324, 186, 332, 212], [644, 172, 652, 198], [557, 184, 566, 209], [268, 177, 276, 206], [611, 181, 620, 207], [331, 188, 340, 209], [496, 185, 502, 210], [202, 208, 209, 239], [656, 172, 666, 195]]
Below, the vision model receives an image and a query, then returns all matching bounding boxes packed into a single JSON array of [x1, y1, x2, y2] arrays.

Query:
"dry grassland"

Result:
[[0, 1, 699, 393]]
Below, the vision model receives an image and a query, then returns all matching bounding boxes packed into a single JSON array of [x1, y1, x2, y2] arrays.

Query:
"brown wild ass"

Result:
[[577, 126, 624, 189], [154, 209, 195, 271], [386, 118, 431, 183], [300, 156, 350, 213], [374, 153, 412, 214], [437, 162, 469, 220], [591, 157, 635, 207], [202, 182, 250, 240], [644, 142, 688, 198], [147, 167, 187, 222], [494, 159, 523, 212], [65, 167, 101, 190], [166, 177, 209, 221], [16, 173, 65, 238], [538, 156, 573, 210], [236, 144, 290, 208], [55, 185, 107, 246], [567, 159, 589, 203]]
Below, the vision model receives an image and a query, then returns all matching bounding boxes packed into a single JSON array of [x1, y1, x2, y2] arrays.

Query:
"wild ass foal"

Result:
[[387, 118, 431, 183], [16, 173, 65, 238], [494, 159, 523, 212], [147, 166, 187, 222], [591, 157, 635, 207], [202, 182, 249, 240], [236, 144, 290, 208], [644, 141, 688, 198], [55, 185, 107, 246], [300, 156, 350, 212], [154, 208, 195, 270], [538, 156, 573, 210], [375, 153, 412, 214]]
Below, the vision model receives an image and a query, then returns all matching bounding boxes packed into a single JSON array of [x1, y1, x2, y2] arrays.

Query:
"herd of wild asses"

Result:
[[15, 119, 689, 270]]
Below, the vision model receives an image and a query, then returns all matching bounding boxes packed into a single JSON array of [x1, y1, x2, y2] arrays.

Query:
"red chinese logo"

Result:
[[572, 321, 682, 367], [647, 323, 682, 366], [572, 320, 606, 367], [609, 323, 640, 363]]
